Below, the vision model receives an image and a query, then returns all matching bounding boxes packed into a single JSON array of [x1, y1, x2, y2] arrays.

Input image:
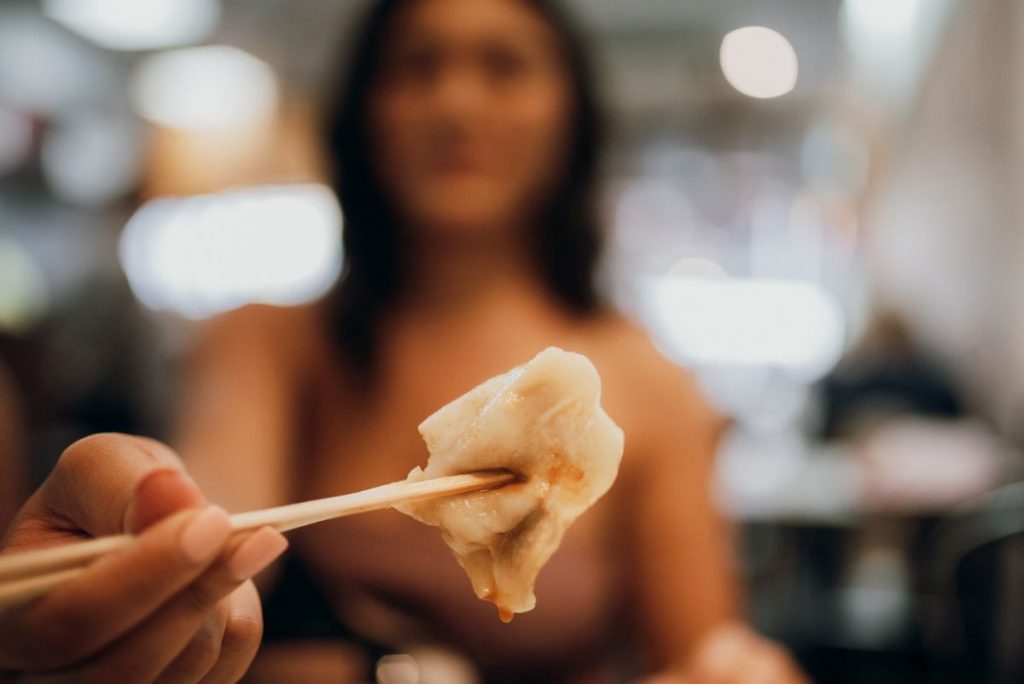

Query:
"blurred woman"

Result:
[[177, 0, 806, 681]]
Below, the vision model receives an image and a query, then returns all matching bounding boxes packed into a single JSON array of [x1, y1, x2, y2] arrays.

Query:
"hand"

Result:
[[643, 623, 809, 684], [0, 433, 288, 683]]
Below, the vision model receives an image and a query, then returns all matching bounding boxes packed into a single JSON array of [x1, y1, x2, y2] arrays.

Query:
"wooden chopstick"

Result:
[[0, 470, 516, 609]]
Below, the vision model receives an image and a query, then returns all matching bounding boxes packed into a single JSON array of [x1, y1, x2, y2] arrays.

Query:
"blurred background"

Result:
[[1, 0, 1023, 681]]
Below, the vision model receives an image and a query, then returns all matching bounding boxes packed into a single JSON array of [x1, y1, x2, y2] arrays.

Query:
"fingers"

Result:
[[151, 610, 229, 684], [77, 527, 286, 684], [124, 468, 206, 535], [34, 434, 204, 539], [198, 583, 263, 684], [687, 624, 808, 684], [0, 506, 233, 670]]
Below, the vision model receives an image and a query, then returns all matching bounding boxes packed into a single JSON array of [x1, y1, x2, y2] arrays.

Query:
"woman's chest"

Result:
[[290, 332, 631, 654], [301, 319, 639, 496]]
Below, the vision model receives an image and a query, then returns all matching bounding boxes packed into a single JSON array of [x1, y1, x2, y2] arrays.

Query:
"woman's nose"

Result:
[[431, 61, 489, 120]]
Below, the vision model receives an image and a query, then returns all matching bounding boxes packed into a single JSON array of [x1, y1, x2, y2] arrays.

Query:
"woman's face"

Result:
[[368, 0, 573, 237]]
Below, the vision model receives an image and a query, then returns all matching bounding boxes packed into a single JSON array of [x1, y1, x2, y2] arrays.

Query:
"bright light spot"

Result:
[[0, 238, 49, 332], [42, 111, 141, 206], [842, 0, 919, 39], [720, 26, 798, 99], [132, 46, 278, 131], [43, 0, 219, 51], [119, 184, 342, 319], [840, 0, 936, 107], [642, 275, 845, 380], [0, 107, 32, 175]]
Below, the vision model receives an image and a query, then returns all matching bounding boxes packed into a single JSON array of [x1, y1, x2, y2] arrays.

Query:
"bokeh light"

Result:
[[41, 110, 141, 206], [119, 184, 342, 319], [720, 26, 798, 99], [642, 273, 845, 380], [131, 46, 278, 131], [0, 238, 50, 333], [43, 0, 220, 52]]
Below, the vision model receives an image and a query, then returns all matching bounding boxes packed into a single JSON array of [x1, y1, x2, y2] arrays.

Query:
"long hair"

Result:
[[323, 0, 605, 377]]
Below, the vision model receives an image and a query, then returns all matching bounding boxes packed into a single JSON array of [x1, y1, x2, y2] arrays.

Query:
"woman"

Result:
[[177, 0, 807, 681]]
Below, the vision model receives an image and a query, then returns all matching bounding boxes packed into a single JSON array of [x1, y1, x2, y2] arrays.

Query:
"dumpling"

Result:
[[395, 347, 624, 622]]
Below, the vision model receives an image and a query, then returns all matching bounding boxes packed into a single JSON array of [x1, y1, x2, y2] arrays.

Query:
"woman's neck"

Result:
[[397, 231, 549, 318]]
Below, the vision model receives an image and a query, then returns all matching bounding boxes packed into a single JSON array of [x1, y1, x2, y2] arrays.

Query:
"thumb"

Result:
[[124, 466, 206, 533], [38, 434, 205, 537]]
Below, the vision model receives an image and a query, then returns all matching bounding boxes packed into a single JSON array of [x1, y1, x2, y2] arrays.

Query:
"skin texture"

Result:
[[0, 434, 288, 684], [176, 0, 808, 681]]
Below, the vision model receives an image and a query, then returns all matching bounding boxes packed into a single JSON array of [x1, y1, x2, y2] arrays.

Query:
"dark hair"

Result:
[[323, 0, 605, 377]]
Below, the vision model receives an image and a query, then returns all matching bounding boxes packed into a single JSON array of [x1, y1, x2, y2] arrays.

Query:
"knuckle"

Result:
[[181, 581, 224, 617], [59, 433, 121, 466], [221, 611, 263, 658], [204, 615, 262, 684], [174, 622, 224, 677], [52, 434, 125, 489]]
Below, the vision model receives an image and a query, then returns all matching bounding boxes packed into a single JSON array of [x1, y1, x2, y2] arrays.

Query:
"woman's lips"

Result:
[[429, 149, 492, 175]]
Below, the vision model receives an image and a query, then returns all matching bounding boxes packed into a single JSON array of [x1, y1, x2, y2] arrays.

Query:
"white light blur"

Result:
[[43, 0, 219, 52], [0, 8, 115, 113], [120, 184, 342, 319], [0, 238, 50, 332], [642, 274, 845, 380], [720, 26, 798, 99], [840, 0, 950, 110], [42, 111, 141, 206], [842, 0, 919, 40], [0, 107, 33, 175], [131, 46, 278, 131]]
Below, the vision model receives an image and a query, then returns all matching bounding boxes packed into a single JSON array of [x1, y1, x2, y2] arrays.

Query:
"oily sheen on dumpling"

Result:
[[395, 347, 624, 621]]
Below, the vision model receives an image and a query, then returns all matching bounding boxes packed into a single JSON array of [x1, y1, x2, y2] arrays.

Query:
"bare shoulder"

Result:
[[583, 313, 705, 406], [578, 313, 721, 456]]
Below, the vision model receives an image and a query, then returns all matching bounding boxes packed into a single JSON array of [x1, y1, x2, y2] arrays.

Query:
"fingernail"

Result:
[[228, 527, 288, 582], [180, 506, 232, 563], [125, 468, 204, 533]]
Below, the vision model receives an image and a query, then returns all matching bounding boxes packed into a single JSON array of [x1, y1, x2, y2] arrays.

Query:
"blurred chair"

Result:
[[922, 482, 1024, 684]]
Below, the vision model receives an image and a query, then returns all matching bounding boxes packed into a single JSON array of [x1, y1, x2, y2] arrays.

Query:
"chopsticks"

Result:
[[0, 470, 516, 609]]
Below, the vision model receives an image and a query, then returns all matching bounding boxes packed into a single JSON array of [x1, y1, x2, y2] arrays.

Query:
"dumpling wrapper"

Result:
[[395, 347, 624, 622]]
